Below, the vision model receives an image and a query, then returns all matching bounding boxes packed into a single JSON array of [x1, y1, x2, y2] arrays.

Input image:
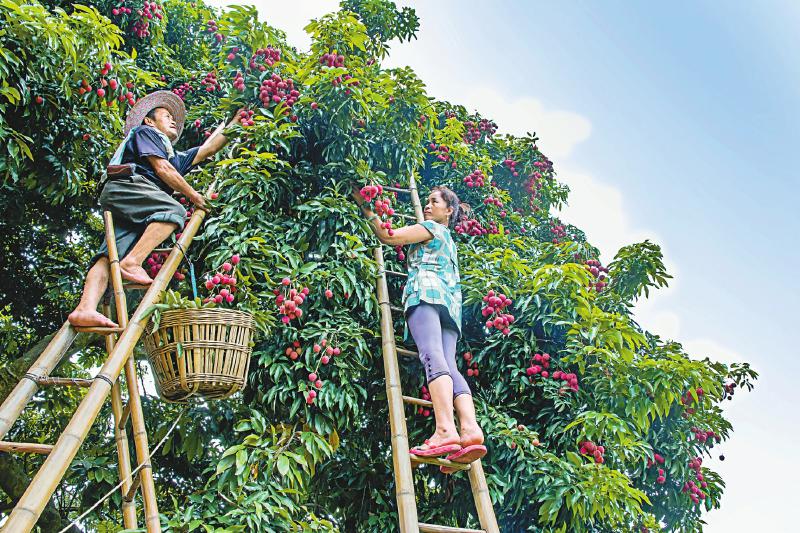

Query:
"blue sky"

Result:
[[211, 1, 798, 529]]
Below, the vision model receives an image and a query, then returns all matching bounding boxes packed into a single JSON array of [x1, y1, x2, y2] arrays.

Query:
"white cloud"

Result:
[[205, 0, 337, 51], [455, 87, 592, 159], [681, 337, 748, 365]]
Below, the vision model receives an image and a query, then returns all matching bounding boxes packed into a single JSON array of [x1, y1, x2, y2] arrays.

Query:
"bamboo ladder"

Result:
[[0, 189, 212, 532], [373, 176, 500, 533]]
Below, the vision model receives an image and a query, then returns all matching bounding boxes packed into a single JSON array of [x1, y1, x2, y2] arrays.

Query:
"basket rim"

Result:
[[145, 307, 255, 333]]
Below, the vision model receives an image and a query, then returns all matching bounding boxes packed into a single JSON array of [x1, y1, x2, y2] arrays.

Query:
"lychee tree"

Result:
[[0, 1, 756, 531]]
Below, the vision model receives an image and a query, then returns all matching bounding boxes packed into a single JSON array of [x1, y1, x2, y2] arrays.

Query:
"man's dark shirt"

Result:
[[121, 125, 201, 194]]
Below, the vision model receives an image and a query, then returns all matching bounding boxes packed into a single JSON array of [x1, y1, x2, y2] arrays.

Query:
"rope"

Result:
[[56, 407, 187, 533], [172, 240, 198, 299]]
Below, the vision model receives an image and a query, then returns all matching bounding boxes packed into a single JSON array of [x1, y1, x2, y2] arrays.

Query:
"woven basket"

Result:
[[143, 308, 255, 402]]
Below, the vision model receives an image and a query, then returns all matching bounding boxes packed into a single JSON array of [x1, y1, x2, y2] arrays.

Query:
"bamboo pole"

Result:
[[0, 441, 53, 454], [408, 173, 425, 222], [111, 380, 137, 529], [103, 211, 160, 532], [1, 193, 211, 533], [467, 459, 499, 533], [374, 247, 419, 533], [30, 377, 93, 388], [0, 321, 77, 440], [103, 301, 138, 530], [418, 524, 485, 533]]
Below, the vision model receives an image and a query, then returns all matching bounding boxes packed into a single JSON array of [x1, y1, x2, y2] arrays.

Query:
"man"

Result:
[[68, 90, 243, 328]]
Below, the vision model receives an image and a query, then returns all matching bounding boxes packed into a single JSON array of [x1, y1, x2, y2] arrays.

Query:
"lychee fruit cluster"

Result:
[[463, 169, 486, 188], [463, 118, 496, 144], [454, 218, 486, 236], [466, 354, 480, 376], [691, 426, 721, 445], [483, 196, 503, 209], [579, 440, 605, 464], [525, 352, 551, 378], [258, 74, 299, 111], [202, 71, 220, 92], [130, 2, 163, 38], [111, 2, 132, 16], [284, 341, 302, 361], [360, 184, 396, 236], [312, 338, 340, 365], [503, 158, 519, 177], [205, 19, 224, 43], [202, 254, 240, 304], [550, 222, 567, 244], [682, 457, 708, 505], [320, 52, 345, 68], [273, 278, 309, 323], [481, 290, 514, 335], [416, 385, 432, 417], [304, 368, 324, 405], [394, 245, 406, 261], [429, 143, 453, 164], [146, 251, 171, 279], [551, 369, 580, 392], [172, 82, 194, 100], [249, 47, 281, 70], [238, 108, 255, 127], [724, 381, 736, 400], [232, 71, 245, 91], [646, 453, 668, 484], [584, 259, 609, 293]]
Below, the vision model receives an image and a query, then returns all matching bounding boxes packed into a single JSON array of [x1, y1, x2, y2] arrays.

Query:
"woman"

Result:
[[353, 185, 486, 469]]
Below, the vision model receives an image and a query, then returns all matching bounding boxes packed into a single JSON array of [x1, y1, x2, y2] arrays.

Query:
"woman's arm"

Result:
[[353, 187, 433, 246]]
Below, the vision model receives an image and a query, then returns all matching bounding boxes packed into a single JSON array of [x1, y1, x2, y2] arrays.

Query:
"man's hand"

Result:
[[351, 184, 366, 206], [228, 108, 247, 127], [189, 190, 207, 210]]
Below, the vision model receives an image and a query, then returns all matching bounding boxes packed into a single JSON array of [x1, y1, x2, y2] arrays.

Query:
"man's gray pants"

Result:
[[91, 174, 186, 266]]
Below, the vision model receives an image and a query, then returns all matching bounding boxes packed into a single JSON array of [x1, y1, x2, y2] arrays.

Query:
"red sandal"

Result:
[[439, 444, 488, 474], [409, 439, 462, 457]]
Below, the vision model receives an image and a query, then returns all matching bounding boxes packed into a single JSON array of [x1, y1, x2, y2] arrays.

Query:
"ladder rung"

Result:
[[384, 185, 410, 194], [123, 283, 151, 291], [389, 305, 404, 314], [31, 376, 93, 388], [0, 441, 54, 455], [396, 213, 417, 220], [381, 269, 408, 278], [153, 247, 173, 254], [118, 401, 131, 430], [419, 524, 485, 533], [124, 471, 142, 502], [410, 455, 471, 471], [74, 326, 124, 335], [403, 395, 433, 408], [396, 347, 418, 358]]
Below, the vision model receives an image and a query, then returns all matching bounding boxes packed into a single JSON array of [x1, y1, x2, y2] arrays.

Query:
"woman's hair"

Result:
[[431, 186, 471, 227]]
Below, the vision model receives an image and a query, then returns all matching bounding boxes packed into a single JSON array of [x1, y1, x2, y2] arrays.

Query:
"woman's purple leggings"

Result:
[[407, 303, 471, 398]]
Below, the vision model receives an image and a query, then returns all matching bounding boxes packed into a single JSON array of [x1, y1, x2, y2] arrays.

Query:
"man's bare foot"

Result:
[[68, 309, 118, 328], [459, 425, 485, 448], [119, 258, 153, 285]]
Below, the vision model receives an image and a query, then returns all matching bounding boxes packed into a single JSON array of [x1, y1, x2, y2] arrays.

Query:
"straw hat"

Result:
[[124, 90, 186, 141]]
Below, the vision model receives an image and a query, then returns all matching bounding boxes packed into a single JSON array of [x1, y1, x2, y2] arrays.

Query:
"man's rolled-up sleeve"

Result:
[[132, 126, 170, 160]]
